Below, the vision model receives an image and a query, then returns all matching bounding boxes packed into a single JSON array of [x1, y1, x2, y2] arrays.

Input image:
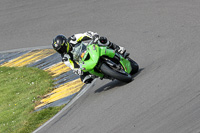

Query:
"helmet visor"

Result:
[[53, 42, 62, 51]]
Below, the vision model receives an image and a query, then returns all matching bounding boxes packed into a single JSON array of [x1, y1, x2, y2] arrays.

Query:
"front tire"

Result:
[[128, 58, 139, 75], [100, 63, 132, 83]]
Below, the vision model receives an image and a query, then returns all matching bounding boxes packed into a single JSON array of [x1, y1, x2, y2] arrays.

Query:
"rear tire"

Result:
[[100, 63, 132, 83]]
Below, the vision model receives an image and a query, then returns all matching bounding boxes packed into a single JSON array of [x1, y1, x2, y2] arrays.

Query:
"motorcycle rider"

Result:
[[52, 31, 127, 84]]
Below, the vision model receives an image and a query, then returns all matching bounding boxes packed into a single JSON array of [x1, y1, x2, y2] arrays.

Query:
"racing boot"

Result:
[[81, 73, 96, 84]]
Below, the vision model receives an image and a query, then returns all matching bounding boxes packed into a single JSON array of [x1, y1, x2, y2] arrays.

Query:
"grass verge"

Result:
[[0, 66, 64, 133]]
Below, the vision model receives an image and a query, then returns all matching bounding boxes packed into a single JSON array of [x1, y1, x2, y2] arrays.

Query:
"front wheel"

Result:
[[127, 57, 139, 75], [100, 63, 132, 83]]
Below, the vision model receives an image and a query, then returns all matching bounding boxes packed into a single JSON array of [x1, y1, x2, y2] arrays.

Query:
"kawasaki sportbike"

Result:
[[77, 40, 139, 83]]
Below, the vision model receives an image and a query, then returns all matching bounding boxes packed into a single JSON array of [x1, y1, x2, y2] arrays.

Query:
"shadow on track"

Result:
[[94, 80, 126, 93], [95, 68, 144, 93]]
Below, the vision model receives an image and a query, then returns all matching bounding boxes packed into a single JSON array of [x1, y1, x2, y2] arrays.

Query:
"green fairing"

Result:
[[80, 45, 100, 71], [88, 69, 104, 78], [79, 44, 132, 78], [119, 56, 132, 73]]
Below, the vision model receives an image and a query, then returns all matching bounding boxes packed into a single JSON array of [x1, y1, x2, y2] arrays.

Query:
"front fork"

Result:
[[113, 52, 132, 73]]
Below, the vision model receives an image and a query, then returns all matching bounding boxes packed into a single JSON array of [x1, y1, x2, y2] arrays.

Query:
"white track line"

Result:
[[33, 79, 96, 133]]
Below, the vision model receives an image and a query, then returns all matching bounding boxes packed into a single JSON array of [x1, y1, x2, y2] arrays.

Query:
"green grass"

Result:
[[0, 66, 64, 133]]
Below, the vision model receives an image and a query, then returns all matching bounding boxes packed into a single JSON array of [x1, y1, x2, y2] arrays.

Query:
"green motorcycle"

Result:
[[78, 41, 139, 83]]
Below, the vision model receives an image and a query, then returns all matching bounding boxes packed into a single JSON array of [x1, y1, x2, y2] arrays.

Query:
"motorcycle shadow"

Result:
[[94, 80, 126, 93], [94, 68, 144, 93]]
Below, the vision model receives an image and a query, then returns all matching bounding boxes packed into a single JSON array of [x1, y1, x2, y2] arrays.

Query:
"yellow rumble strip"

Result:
[[35, 78, 84, 110], [45, 62, 71, 77], [1, 49, 55, 67], [0, 48, 85, 110]]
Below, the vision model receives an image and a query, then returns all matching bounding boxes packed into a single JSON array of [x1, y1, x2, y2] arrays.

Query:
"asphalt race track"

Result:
[[1, 0, 200, 133]]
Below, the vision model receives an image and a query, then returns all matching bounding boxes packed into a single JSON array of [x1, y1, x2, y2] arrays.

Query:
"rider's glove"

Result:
[[93, 34, 99, 44], [73, 68, 83, 75]]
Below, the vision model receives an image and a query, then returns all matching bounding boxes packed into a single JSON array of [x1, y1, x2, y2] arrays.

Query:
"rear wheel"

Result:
[[100, 63, 132, 83]]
